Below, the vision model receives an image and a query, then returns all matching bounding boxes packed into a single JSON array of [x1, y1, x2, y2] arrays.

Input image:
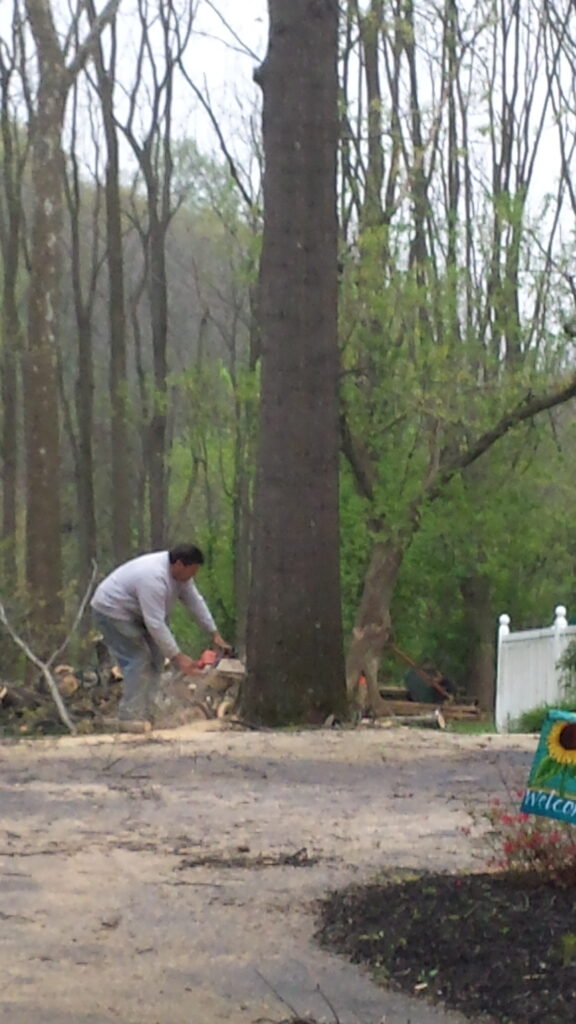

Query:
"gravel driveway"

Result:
[[0, 723, 537, 1024]]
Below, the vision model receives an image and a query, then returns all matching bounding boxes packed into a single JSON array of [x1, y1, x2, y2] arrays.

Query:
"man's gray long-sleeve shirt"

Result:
[[90, 551, 217, 659]]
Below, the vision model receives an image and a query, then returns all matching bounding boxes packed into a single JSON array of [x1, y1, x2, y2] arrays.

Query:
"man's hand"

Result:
[[171, 652, 201, 676], [212, 631, 231, 654]]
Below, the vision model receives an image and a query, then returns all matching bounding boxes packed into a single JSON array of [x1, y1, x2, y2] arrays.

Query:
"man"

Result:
[[91, 543, 229, 727]]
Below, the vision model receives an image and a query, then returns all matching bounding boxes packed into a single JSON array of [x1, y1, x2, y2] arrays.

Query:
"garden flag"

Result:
[[521, 709, 576, 825]]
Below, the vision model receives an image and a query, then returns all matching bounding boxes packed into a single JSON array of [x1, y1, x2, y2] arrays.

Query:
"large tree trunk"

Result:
[[23, 0, 66, 644], [460, 574, 495, 713], [243, 0, 346, 725], [23, 0, 118, 644]]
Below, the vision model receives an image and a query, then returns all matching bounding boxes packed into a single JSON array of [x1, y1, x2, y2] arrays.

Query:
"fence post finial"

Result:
[[554, 605, 568, 629], [498, 613, 510, 641]]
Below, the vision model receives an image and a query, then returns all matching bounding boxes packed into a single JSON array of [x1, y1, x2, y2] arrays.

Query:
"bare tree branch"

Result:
[[178, 62, 255, 212], [426, 374, 576, 503], [0, 603, 76, 733], [66, 0, 121, 81], [47, 561, 99, 669], [202, 0, 261, 62]]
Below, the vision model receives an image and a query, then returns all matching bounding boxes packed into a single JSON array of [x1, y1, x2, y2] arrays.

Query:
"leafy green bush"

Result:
[[512, 701, 576, 734], [558, 639, 576, 677]]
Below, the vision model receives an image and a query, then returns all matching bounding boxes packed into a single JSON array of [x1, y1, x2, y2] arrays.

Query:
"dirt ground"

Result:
[[0, 723, 537, 1024]]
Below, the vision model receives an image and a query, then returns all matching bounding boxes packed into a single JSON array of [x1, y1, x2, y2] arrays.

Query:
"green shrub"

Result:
[[558, 639, 576, 678], [512, 701, 576, 734]]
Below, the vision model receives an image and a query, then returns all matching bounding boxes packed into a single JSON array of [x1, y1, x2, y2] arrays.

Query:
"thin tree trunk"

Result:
[[232, 407, 251, 658], [87, 0, 132, 563], [147, 208, 168, 548], [64, 84, 98, 590], [1, 263, 20, 585], [356, 0, 384, 230], [75, 316, 97, 577], [130, 271, 150, 550], [103, 83, 132, 562], [460, 574, 495, 713], [0, 40, 25, 586], [232, 283, 259, 658], [346, 538, 404, 713]]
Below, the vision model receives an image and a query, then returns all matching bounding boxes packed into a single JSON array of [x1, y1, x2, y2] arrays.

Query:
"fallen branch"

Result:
[[47, 560, 98, 669], [0, 563, 98, 734], [0, 601, 76, 734]]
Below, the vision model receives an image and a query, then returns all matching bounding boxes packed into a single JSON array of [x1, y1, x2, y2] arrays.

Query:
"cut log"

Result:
[[382, 712, 444, 728], [375, 698, 479, 719], [56, 673, 80, 697], [0, 683, 44, 712]]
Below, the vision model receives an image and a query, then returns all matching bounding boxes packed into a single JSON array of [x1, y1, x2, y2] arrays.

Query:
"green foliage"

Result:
[[446, 719, 496, 734], [388, 415, 576, 691], [558, 640, 576, 679], [171, 138, 245, 222], [335, 134, 576, 689], [560, 932, 576, 967], [167, 357, 253, 646], [512, 702, 576, 735], [339, 464, 372, 634]]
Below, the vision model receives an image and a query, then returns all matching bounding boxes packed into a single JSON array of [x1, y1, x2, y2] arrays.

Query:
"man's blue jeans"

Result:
[[92, 611, 164, 720]]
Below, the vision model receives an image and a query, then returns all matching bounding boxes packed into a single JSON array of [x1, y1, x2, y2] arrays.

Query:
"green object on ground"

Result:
[[404, 667, 436, 703]]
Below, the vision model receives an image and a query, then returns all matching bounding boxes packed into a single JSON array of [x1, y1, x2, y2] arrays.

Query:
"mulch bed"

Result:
[[316, 871, 576, 1023]]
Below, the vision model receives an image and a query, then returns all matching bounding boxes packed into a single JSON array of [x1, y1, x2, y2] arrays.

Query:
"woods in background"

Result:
[[1, 0, 576, 720]]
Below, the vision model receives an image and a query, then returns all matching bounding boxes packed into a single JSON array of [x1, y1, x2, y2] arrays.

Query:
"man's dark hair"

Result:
[[169, 543, 204, 566]]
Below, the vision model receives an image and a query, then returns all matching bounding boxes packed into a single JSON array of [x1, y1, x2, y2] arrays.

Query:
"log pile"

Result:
[[152, 657, 246, 728], [0, 662, 124, 735], [370, 684, 480, 726], [0, 655, 246, 735], [377, 695, 480, 721], [1, 658, 477, 735]]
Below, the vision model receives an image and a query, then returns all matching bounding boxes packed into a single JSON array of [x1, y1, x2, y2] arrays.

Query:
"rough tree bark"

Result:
[[23, 0, 68, 639], [242, 0, 346, 725], [345, 538, 404, 714], [22, 0, 118, 647]]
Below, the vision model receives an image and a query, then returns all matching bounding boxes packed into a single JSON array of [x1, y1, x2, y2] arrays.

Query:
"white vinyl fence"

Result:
[[495, 605, 576, 732]]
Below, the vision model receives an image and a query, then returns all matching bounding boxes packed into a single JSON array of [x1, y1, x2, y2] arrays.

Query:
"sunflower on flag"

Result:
[[521, 710, 576, 824]]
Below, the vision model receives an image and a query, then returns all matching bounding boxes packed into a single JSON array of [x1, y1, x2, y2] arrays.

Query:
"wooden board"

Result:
[[377, 698, 480, 719]]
